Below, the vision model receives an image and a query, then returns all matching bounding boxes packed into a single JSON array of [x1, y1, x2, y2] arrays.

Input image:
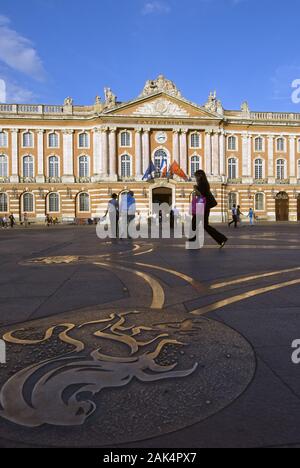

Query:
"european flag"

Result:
[[142, 160, 156, 180]]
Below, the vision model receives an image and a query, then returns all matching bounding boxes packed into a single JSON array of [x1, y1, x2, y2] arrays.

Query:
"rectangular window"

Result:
[[0, 133, 8, 147], [23, 133, 33, 148]]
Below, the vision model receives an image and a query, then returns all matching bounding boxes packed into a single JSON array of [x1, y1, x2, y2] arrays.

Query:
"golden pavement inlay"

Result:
[[1, 311, 198, 428], [191, 278, 300, 316], [94, 262, 165, 309], [134, 262, 208, 293], [211, 266, 300, 289]]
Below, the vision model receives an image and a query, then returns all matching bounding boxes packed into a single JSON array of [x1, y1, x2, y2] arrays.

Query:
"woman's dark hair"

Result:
[[194, 170, 211, 196], [112, 193, 118, 199]]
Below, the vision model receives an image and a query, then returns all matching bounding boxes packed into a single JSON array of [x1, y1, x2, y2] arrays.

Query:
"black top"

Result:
[[197, 185, 218, 210]]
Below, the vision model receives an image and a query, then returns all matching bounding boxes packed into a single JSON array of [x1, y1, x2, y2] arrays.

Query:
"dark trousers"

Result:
[[109, 212, 119, 238], [229, 215, 238, 228], [192, 209, 227, 246]]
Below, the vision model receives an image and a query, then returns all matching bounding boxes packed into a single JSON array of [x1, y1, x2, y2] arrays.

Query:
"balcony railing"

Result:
[[227, 178, 243, 184], [0, 104, 91, 117], [275, 179, 290, 184], [250, 112, 300, 122]]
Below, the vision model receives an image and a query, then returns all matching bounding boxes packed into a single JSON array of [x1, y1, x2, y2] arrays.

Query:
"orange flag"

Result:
[[170, 161, 188, 181]]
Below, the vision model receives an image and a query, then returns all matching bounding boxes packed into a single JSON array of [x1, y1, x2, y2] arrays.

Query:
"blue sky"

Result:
[[0, 0, 300, 111]]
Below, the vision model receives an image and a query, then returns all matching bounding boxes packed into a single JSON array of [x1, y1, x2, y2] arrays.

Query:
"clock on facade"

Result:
[[155, 131, 168, 144]]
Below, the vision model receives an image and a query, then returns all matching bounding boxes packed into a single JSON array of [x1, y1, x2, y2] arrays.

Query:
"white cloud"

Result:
[[0, 15, 45, 81], [0, 75, 37, 103], [142, 1, 171, 15], [0, 79, 6, 102], [271, 64, 300, 102], [6, 82, 36, 103]]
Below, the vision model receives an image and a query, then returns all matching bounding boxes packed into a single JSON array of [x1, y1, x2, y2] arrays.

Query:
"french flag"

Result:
[[160, 159, 168, 178]]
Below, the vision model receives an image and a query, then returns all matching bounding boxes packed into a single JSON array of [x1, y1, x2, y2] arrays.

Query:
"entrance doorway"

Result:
[[152, 187, 173, 206], [275, 192, 289, 221], [152, 187, 173, 228], [297, 195, 300, 222]]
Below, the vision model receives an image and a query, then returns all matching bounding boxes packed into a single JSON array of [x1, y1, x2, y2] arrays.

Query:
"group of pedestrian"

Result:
[[103, 191, 136, 238], [228, 204, 256, 228], [0, 213, 15, 228], [45, 214, 59, 227]]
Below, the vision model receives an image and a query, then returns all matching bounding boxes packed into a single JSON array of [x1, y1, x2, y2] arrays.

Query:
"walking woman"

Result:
[[190, 170, 227, 248]]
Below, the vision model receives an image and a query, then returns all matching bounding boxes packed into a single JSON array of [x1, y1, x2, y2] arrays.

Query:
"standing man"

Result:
[[248, 208, 255, 226], [103, 193, 119, 238], [9, 213, 15, 228], [127, 191, 136, 239], [228, 204, 238, 228]]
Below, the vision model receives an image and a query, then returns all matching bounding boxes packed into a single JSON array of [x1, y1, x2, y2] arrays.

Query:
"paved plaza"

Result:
[[0, 223, 300, 448]]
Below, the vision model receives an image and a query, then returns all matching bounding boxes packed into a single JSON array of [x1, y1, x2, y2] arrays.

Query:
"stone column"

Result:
[[101, 127, 109, 177], [268, 136, 275, 183], [109, 127, 117, 180], [36, 129, 45, 183], [219, 130, 226, 177], [289, 136, 296, 182], [135, 128, 143, 178], [172, 129, 180, 163], [142, 128, 150, 173], [92, 127, 102, 182], [10, 129, 19, 183], [205, 131, 212, 175], [247, 135, 253, 181], [179, 129, 188, 174], [62, 130, 74, 183], [212, 131, 220, 176], [242, 132, 249, 178]]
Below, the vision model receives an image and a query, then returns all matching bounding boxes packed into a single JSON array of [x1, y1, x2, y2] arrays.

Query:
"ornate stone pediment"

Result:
[[133, 98, 189, 117]]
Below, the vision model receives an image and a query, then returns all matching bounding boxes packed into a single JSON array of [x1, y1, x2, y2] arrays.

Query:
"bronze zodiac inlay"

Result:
[[0, 311, 198, 428]]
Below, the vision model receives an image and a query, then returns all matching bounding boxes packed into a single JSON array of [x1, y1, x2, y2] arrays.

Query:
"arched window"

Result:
[[276, 159, 285, 180], [79, 193, 90, 212], [190, 133, 200, 149], [49, 156, 59, 178], [154, 149, 168, 176], [23, 155, 34, 178], [48, 193, 59, 213], [255, 137, 263, 152], [0, 155, 8, 177], [0, 193, 8, 212], [255, 193, 265, 211], [79, 156, 90, 178], [255, 158, 263, 180], [48, 132, 59, 148], [228, 158, 237, 180], [228, 193, 238, 209], [78, 132, 89, 148], [191, 156, 201, 177], [22, 132, 33, 148], [121, 154, 131, 178], [228, 136, 237, 151], [120, 131, 131, 147], [23, 193, 34, 212], [0, 132, 8, 147], [277, 137, 285, 152]]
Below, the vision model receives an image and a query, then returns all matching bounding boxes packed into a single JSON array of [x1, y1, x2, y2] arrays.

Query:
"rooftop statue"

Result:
[[204, 91, 223, 115], [140, 75, 182, 98], [104, 88, 117, 109], [241, 101, 250, 116], [64, 96, 73, 106]]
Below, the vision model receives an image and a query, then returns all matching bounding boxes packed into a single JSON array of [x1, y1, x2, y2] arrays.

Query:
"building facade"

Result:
[[0, 75, 300, 223]]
